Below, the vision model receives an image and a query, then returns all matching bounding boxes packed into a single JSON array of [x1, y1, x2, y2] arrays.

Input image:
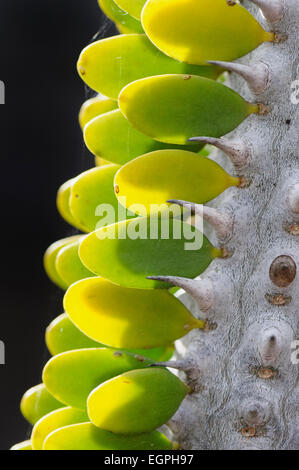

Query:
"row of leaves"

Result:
[[12, 0, 272, 451]]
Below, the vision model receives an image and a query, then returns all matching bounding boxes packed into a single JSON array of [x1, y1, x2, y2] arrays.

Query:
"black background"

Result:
[[0, 0, 112, 449]]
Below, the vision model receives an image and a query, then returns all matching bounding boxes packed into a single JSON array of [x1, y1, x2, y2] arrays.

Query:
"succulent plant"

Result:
[[12, 0, 298, 451]]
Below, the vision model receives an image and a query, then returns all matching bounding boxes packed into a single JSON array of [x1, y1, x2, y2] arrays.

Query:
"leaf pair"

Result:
[[20, 384, 65, 425], [77, 34, 223, 99], [31, 407, 88, 451], [84, 109, 201, 165], [43, 235, 82, 290], [79, 94, 117, 130], [43, 348, 153, 409], [43, 351, 187, 436], [43, 236, 95, 289], [57, 165, 133, 233]]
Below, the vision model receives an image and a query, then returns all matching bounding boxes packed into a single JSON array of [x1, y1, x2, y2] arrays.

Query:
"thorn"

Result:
[[187, 136, 249, 169], [208, 60, 269, 95], [287, 183, 299, 216], [248, 0, 284, 24], [147, 275, 214, 311], [258, 327, 282, 364], [167, 199, 234, 241]]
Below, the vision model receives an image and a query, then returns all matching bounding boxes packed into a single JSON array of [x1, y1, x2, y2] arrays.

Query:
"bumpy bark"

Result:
[[174, 0, 299, 450]]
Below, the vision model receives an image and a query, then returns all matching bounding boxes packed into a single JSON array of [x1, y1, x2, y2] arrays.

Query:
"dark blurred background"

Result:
[[0, 0, 112, 449]]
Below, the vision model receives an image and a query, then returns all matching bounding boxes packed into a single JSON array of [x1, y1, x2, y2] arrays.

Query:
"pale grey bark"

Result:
[[173, 0, 299, 450]]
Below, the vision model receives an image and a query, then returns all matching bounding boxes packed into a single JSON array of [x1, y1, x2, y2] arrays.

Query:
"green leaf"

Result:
[[43, 236, 82, 290], [119, 74, 259, 144], [43, 348, 153, 409], [63, 277, 205, 349], [98, 0, 143, 33], [88, 368, 188, 434], [46, 313, 174, 361], [84, 109, 202, 165], [69, 164, 135, 233], [141, 0, 274, 65], [115, 149, 240, 216], [46, 314, 106, 356], [114, 0, 145, 19], [79, 94, 117, 130], [43, 423, 173, 450], [55, 238, 96, 287], [20, 384, 65, 425], [31, 407, 88, 451], [79, 217, 221, 289], [56, 179, 87, 232], [77, 34, 223, 99]]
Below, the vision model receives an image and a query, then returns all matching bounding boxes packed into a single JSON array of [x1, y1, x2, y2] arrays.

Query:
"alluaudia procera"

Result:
[[13, 0, 298, 451]]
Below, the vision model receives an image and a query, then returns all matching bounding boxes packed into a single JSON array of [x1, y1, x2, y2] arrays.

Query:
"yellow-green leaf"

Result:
[[46, 313, 175, 361], [119, 74, 258, 145], [46, 313, 105, 356], [88, 368, 188, 434], [69, 164, 135, 233], [55, 238, 96, 287], [56, 179, 86, 231], [31, 407, 88, 451], [43, 423, 173, 450], [20, 384, 65, 425], [79, 217, 221, 289], [98, 0, 143, 33], [79, 94, 117, 130], [114, 0, 145, 19], [142, 0, 274, 65], [115, 149, 240, 216], [43, 236, 82, 290], [64, 277, 204, 349]]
